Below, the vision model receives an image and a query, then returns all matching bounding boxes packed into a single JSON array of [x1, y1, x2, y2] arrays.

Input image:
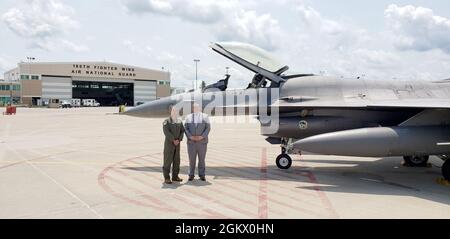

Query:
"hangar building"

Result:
[[3, 62, 171, 106]]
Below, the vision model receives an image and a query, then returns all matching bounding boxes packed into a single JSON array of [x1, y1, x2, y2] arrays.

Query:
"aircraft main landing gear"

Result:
[[403, 155, 429, 167], [442, 159, 450, 181]]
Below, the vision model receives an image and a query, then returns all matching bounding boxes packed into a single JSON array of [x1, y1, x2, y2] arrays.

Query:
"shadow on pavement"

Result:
[[122, 156, 450, 205]]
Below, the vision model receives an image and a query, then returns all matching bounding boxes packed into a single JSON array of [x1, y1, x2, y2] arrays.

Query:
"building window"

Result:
[[159, 81, 164, 85], [0, 96, 10, 104], [20, 75, 30, 80], [31, 75, 39, 80]]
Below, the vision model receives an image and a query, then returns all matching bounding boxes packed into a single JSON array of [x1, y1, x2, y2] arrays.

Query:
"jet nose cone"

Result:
[[123, 98, 173, 118]]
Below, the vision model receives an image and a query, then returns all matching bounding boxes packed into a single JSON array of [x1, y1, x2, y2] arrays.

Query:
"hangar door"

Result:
[[72, 80, 134, 106], [42, 76, 72, 101], [134, 80, 156, 105]]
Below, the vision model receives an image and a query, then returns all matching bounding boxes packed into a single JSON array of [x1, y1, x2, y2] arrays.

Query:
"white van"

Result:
[[82, 99, 100, 107], [71, 99, 81, 107]]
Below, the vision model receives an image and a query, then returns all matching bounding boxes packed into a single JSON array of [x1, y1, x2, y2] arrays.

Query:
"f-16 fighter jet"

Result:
[[125, 42, 450, 181]]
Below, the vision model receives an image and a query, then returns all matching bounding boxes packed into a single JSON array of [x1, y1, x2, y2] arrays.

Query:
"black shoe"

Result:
[[188, 176, 194, 181], [200, 176, 206, 181], [164, 179, 172, 184], [172, 177, 183, 182]]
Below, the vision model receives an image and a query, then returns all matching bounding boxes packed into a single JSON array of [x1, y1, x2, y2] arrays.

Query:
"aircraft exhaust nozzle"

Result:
[[293, 126, 450, 157]]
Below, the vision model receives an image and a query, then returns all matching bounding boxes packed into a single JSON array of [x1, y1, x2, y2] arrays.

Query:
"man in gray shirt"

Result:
[[184, 103, 211, 181]]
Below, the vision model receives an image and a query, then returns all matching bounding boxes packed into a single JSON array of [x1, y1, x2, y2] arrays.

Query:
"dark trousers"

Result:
[[163, 145, 180, 180]]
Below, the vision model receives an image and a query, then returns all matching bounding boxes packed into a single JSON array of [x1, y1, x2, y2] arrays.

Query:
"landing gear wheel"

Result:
[[403, 155, 429, 167], [442, 160, 450, 181], [276, 154, 292, 170]]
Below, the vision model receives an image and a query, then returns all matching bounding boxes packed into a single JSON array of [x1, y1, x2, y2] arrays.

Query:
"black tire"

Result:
[[403, 155, 429, 167], [276, 154, 292, 170], [442, 160, 450, 181]]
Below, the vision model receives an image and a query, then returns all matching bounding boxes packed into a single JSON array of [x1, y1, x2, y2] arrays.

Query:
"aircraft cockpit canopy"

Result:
[[215, 42, 284, 73]]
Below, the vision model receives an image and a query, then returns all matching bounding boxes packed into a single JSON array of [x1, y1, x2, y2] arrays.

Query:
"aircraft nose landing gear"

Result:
[[276, 138, 295, 170], [276, 154, 292, 169]]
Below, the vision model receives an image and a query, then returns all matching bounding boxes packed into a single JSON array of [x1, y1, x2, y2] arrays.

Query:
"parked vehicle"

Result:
[[61, 100, 72, 108], [82, 99, 100, 107], [48, 99, 61, 108], [71, 99, 81, 107]]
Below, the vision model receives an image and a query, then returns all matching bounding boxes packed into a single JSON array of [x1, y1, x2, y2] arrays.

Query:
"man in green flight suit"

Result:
[[162, 106, 185, 184]]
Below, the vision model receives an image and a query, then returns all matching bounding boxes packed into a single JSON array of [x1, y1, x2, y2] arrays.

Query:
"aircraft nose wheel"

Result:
[[276, 154, 292, 170]]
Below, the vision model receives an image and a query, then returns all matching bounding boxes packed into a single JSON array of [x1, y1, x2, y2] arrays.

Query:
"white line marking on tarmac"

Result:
[[360, 178, 382, 183], [25, 161, 104, 219], [3, 143, 104, 219]]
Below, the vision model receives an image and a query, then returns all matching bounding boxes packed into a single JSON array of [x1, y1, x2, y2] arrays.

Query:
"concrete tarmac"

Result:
[[0, 107, 449, 218]]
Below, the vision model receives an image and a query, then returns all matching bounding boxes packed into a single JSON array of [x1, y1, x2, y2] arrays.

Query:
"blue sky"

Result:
[[1, 0, 450, 88]]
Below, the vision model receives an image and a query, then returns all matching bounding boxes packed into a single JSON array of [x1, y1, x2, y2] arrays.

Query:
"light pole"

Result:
[[194, 59, 200, 90], [23, 57, 35, 104]]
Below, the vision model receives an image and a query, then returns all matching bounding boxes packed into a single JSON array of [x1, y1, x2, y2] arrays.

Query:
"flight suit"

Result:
[[162, 117, 185, 180]]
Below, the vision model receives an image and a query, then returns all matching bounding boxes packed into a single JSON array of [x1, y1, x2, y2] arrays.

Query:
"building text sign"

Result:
[[71, 64, 137, 77]]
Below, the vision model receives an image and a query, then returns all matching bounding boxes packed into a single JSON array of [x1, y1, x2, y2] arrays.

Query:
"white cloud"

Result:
[[297, 5, 345, 36], [123, 40, 155, 57], [2, 0, 86, 52], [60, 40, 89, 52], [0, 57, 14, 74], [216, 10, 283, 51], [123, 0, 233, 24], [156, 51, 183, 62], [123, 39, 138, 52], [385, 4, 450, 53], [122, 0, 282, 50], [295, 4, 370, 52], [2, 0, 78, 38], [353, 49, 400, 70]]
